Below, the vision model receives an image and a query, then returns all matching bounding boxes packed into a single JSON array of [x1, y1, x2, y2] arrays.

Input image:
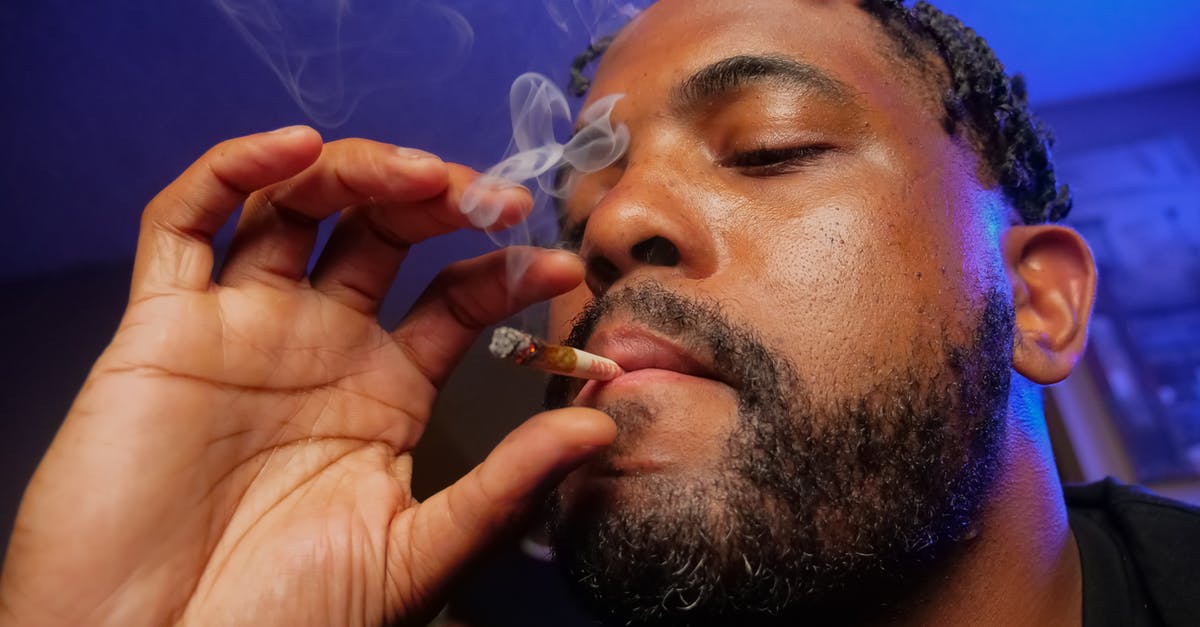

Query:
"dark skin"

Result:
[[0, 136, 616, 626], [552, 1, 1095, 624], [0, 0, 1094, 625]]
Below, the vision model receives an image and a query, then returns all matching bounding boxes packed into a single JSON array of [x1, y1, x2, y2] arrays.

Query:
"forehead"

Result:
[[584, 0, 899, 113]]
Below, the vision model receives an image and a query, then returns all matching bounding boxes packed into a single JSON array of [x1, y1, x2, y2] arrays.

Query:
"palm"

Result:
[[0, 130, 613, 627], [119, 284, 434, 457], [100, 286, 425, 624]]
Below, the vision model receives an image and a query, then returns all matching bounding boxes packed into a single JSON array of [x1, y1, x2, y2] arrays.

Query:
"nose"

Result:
[[579, 165, 720, 295]]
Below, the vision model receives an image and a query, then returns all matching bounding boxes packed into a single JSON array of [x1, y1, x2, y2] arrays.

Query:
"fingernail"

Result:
[[268, 125, 308, 136], [395, 146, 439, 161], [502, 184, 534, 207], [547, 248, 582, 262]]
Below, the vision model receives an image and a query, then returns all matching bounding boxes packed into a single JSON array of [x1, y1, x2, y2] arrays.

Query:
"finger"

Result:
[[219, 139, 447, 286], [393, 247, 585, 387], [131, 126, 322, 298], [388, 407, 616, 616], [307, 166, 534, 314]]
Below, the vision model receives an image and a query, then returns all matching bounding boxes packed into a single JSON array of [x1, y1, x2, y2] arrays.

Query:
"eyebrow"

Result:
[[558, 55, 856, 227], [671, 54, 856, 111]]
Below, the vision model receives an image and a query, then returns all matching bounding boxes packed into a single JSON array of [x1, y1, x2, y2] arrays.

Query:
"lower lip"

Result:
[[573, 368, 722, 406]]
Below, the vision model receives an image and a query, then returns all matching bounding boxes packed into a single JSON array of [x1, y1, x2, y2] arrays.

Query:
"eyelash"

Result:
[[722, 144, 832, 175], [554, 144, 830, 249]]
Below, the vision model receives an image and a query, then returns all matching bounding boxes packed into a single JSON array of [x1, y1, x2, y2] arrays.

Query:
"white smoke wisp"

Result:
[[211, 0, 642, 324], [210, 0, 474, 127], [459, 73, 628, 291], [543, 0, 644, 44]]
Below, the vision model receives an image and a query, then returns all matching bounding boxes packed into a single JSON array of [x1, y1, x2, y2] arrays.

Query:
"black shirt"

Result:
[[451, 479, 1200, 626], [1066, 478, 1200, 627]]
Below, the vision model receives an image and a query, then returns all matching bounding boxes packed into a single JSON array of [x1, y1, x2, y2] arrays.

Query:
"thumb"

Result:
[[386, 407, 616, 618]]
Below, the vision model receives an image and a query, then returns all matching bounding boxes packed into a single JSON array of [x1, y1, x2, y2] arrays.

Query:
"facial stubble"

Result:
[[544, 281, 1013, 626]]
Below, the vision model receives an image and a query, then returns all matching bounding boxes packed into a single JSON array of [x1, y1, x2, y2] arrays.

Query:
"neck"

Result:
[[892, 375, 1082, 627]]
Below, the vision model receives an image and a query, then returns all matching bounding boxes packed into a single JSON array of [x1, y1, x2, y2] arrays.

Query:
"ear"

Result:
[[1004, 225, 1097, 384]]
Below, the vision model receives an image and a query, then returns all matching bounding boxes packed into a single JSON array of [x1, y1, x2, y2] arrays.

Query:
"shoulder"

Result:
[[1066, 478, 1200, 626], [1066, 477, 1200, 536]]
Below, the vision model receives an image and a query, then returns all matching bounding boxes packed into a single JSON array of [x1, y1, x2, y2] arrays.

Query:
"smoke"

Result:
[[209, 0, 648, 128], [544, 0, 643, 44], [459, 73, 628, 291], [212, 0, 644, 322], [464, 0, 646, 303], [210, 0, 474, 127]]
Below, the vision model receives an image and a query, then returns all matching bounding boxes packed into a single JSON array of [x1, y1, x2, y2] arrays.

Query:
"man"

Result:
[[1, 0, 1197, 625]]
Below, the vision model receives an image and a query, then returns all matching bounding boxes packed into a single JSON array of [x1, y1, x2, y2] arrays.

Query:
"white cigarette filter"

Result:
[[489, 327, 624, 381]]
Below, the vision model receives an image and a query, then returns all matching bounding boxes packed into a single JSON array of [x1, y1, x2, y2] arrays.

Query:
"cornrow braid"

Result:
[[863, 0, 1071, 223], [568, 0, 1071, 224], [569, 35, 614, 97]]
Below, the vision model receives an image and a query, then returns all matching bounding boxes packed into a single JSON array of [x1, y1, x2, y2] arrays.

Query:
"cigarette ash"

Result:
[[489, 326, 537, 360]]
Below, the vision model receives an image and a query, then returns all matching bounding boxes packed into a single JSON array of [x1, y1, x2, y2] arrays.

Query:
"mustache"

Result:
[[544, 280, 787, 410]]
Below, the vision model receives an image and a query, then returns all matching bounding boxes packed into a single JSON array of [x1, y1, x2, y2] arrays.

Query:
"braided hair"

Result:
[[568, 0, 1071, 224]]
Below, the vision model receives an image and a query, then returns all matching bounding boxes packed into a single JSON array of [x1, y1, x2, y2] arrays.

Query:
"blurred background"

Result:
[[1, 0, 1199, 592]]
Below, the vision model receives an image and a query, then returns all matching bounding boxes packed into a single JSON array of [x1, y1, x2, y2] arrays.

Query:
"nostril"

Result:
[[631, 236, 681, 267], [585, 255, 621, 293]]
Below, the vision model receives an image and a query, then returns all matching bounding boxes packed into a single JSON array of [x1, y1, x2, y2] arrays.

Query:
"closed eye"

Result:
[[721, 144, 832, 175]]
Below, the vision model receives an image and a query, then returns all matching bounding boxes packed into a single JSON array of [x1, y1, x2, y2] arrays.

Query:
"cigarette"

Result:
[[489, 327, 624, 380]]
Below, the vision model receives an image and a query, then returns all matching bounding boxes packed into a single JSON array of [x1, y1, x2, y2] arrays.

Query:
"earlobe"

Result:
[[1004, 225, 1097, 384]]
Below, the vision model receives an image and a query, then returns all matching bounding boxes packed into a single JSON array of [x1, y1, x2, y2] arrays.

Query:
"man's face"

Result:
[[545, 0, 1016, 624]]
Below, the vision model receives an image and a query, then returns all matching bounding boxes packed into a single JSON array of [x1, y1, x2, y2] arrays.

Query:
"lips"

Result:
[[570, 326, 727, 408], [568, 325, 734, 476], [583, 326, 729, 388]]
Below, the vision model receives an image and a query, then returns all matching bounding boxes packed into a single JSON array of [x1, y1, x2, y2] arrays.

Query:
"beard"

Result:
[[543, 281, 1014, 627]]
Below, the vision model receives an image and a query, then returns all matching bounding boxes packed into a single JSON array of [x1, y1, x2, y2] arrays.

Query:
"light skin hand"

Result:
[[0, 126, 616, 627]]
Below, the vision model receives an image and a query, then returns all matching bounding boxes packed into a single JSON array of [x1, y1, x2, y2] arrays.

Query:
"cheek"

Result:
[[735, 198, 951, 389]]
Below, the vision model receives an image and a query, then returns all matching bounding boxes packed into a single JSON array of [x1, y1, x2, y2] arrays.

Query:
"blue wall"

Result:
[[2, 0, 1199, 547]]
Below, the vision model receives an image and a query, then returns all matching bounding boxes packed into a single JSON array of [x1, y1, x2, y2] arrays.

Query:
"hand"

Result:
[[0, 127, 615, 626]]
